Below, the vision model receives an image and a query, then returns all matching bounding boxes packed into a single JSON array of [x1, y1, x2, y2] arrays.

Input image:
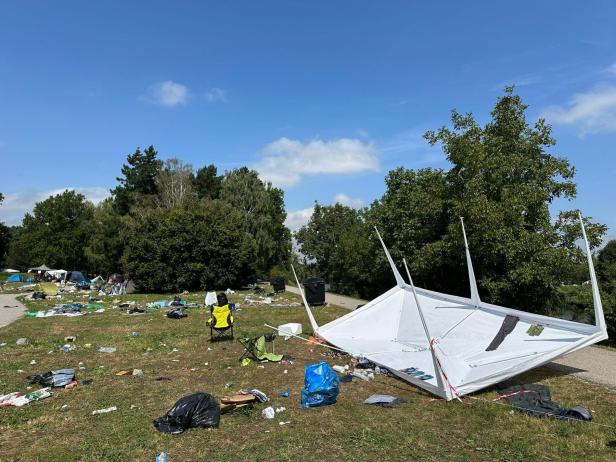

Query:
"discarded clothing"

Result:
[[153, 392, 220, 434], [167, 307, 187, 319], [239, 389, 268, 403], [27, 369, 75, 387], [301, 362, 339, 409], [496, 384, 592, 421], [485, 315, 519, 351], [363, 394, 409, 407]]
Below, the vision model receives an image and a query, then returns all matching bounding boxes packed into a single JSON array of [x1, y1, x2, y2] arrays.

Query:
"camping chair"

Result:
[[208, 304, 234, 341], [238, 334, 283, 363]]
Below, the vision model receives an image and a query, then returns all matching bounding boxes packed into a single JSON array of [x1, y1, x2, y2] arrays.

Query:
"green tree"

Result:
[[112, 146, 162, 214], [597, 240, 616, 335], [296, 203, 362, 281], [219, 167, 291, 276], [194, 164, 222, 200], [366, 167, 449, 290], [84, 198, 124, 275], [7, 190, 94, 269], [156, 158, 197, 209], [0, 192, 10, 266], [421, 87, 606, 312], [122, 201, 256, 292]]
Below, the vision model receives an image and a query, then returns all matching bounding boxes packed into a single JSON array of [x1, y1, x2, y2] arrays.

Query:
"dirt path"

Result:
[[287, 286, 616, 390], [0, 293, 28, 328]]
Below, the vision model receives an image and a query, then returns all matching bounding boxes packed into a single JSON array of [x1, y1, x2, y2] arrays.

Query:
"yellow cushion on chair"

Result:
[[209, 304, 233, 329]]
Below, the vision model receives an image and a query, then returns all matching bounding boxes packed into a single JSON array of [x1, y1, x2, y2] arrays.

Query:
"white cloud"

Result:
[[605, 62, 616, 76], [542, 86, 616, 136], [144, 80, 189, 107], [205, 87, 226, 102], [334, 193, 365, 209], [257, 137, 380, 187], [284, 206, 314, 231], [0, 187, 109, 225]]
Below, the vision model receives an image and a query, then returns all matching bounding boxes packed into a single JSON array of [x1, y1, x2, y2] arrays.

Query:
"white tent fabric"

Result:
[[295, 215, 608, 401], [46, 269, 67, 279]]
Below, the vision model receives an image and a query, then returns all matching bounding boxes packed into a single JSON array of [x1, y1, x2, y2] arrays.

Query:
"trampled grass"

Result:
[[1, 290, 615, 461]]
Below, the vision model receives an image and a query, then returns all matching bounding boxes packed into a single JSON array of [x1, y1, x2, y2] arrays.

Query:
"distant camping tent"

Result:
[[7, 274, 33, 283], [65, 271, 87, 283], [293, 214, 608, 401]]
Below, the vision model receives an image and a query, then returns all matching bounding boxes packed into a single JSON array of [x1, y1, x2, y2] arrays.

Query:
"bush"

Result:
[[123, 201, 256, 292]]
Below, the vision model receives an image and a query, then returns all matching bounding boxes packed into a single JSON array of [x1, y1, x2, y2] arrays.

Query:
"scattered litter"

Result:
[[496, 384, 592, 421], [241, 358, 252, 367], [239, 389, 268, 402], [225, 288, 235, 294], [92, 406, 117, 415], [16, 338, 27, 346], [363, 394, 409, 407], [275, 407, 286, 413], [61, 344, 75, 353], [205, 291, 217, 306], [61, 404, 68, 410], [0, 342, 6, 347], [156, 451, 167, 462], [27, 369, 75, 387], [64, 336, 76, 342], [30, 360, 37, 365], [281, 390, 290, 398], [279, 421, 291, 426], [0, 387, 52, 407], [153, 392, 220, 434], [166, 307, 187, 319], [99, 347, 116, 353], [224, 382, 233, 389], [116, 369, 143, 377], [262, 406, 275, 419], [131, 331, 140, 337]]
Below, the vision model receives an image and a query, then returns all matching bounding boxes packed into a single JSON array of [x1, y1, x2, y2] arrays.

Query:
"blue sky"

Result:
[[1, 1, 615, 239]]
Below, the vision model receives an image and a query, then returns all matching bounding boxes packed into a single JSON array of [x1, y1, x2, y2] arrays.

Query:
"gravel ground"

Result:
[[0, 293, 27, 328]]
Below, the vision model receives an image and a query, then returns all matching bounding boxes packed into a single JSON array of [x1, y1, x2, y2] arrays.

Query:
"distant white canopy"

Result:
[[295, 214, 607, 401], [2, 269, 19, 273], [28, 265, 52, 272], [46, 269, 67, 278]]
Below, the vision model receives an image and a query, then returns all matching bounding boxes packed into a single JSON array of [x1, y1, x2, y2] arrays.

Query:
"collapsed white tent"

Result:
[[293, 215, 608, 401]]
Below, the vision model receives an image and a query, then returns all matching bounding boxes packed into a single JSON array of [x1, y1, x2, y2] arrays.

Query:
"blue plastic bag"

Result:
[[301, 361, 339, 409]]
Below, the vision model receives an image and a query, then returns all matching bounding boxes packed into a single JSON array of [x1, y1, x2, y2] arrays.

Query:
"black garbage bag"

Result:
[[167, 307, 187, 319], [153, 392, 220, 434], [497, 384, 592, 422]]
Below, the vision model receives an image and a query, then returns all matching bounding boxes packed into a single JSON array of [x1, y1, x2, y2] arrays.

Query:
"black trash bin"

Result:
[[303, 278, 326, 306], [271, 277, 286, 293]]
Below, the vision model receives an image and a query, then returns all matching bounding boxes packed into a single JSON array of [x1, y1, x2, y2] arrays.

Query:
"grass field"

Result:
[[1, 290, 616, 461]]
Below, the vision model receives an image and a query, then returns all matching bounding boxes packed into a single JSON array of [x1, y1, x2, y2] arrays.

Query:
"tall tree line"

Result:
[[4, 147, 291, 291], [296, 88, 613, 332]]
